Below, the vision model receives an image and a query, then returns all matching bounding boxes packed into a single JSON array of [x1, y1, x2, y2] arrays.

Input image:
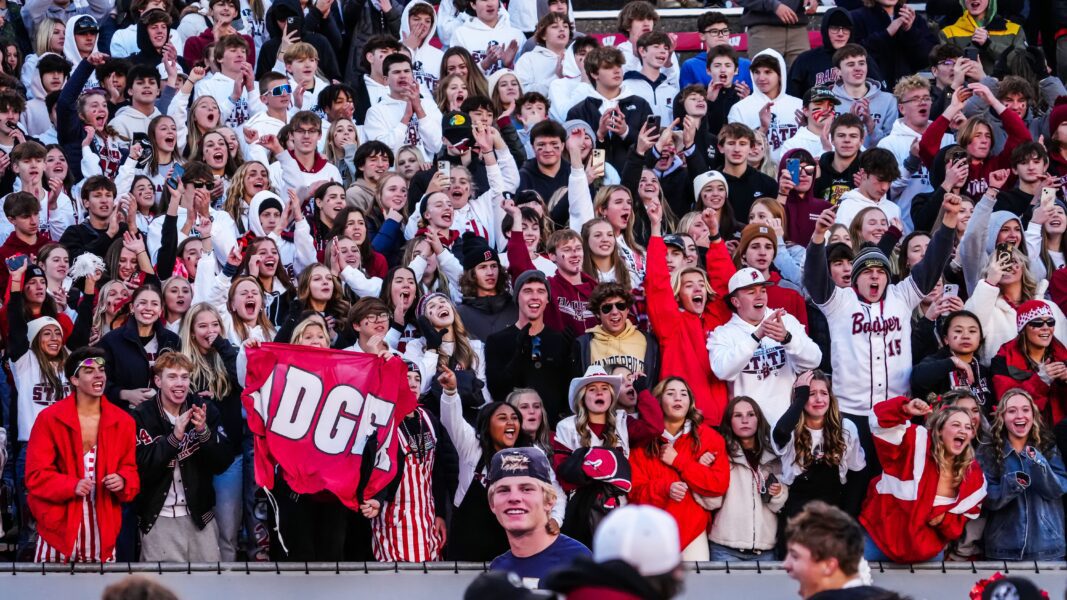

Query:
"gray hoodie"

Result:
[[831, 78, 899, 147], [958, 188, 1023, 294]]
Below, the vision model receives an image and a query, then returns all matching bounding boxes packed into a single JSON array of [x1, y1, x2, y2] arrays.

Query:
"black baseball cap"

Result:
[[663, 234, 686, 253], [442, 111, 473, 146], [803, 86, 839, 106], [488, 447, 553, 486], [73, 16, 99, 34]]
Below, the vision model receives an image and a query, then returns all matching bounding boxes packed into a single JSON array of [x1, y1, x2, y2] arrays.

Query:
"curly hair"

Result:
[[987, 388, 1053, 478], [793, 370, 848, 470], [926, 406, 977, 489]]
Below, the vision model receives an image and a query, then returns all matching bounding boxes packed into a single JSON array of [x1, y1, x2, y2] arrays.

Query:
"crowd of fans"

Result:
[[0, 0, 1067, 593]]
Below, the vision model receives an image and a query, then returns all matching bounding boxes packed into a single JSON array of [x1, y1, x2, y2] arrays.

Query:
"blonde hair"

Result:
[[593, 185, 644, 256], [926, 406, 977, 488], [179, 303, 232, 401], [893, 74, 930, 103], [35, 18, 62, 56], [223, 161, 272, 234], [290, 314, 329, 345], [283, 42, 318, 64], [670, 266, 712, 301], [574, 382, 620, 449], [325, 118, 359, 163]]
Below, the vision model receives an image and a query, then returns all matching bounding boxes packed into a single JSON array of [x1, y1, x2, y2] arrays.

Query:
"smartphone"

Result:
[[787, 158, 801, 183], [5, 254, 25, 271], [1042, 187, 1058, 204], [591, 149, 606, 175], [285, 16, 301, 40], [165, 163, 185, 190], [946, 148, 967, 164], [996, 242, 1015, 265], [963, 47, 979, 61], [438, 160, 451, 179], [943, 283, 959, 298], [645, 115, 661, 131]]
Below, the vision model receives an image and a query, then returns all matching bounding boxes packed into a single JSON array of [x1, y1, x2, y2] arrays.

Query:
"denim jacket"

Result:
[[977, 441, 1067, 560]]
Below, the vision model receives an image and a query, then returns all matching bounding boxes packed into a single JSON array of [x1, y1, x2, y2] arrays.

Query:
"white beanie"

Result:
[[487, 68, 516, 94], [26, 316, 62, 345], [692, 170, 728, 200]]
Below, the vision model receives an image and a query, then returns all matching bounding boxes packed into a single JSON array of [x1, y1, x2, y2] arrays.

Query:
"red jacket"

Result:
[[25, 394, 140, 561], [919, 108, 1030, 196], [766, 271, 808, 332], [859, 396, 986, 563], [629, 423, 730, 548], [991, 337, 1067, 425], [645, 237, 735, 424]]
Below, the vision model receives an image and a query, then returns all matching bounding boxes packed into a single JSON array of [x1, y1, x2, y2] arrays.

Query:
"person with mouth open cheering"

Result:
[[24, 348, 140, 562]]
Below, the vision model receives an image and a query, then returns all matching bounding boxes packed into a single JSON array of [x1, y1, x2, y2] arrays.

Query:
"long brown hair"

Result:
[[581, 217, 632, 289], [793, 370, 847, 469], [644, 377, 703, 457], [295, 263, 351, 321], [926, 406, 977, 488], [227, 275, 275, 342], [30, 321, 68, 403], [987, 388, 1052, 477], [223, 161, 270, 234], [719, 396, 772, 458], [426, 295, 479, 372]]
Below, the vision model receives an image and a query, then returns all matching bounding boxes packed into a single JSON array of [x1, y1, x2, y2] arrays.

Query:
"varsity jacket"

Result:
[[25, 394, 140, 561], [707, 308, 822, 426], [645, 236, 735, 424], [859, 396, 987, 563], [706, 446, 788, 552], [803, 222, 955, 416], [132, 396, 235, 533], [629, 423, 730, 550]]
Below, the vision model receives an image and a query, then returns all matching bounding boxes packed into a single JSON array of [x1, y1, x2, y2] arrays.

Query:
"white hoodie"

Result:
[[451, 12, 526, 77], [548, 43, 593, 122], [434, 0, 472, 47], [514, 45, 561, 96], [63, 14, 100, 91], [877, 118, 954, 232], [21, 53, 55, 136], [727, 49, 801, 160], [834, 187, 901, 229], [247, 190, 316, 275], [193, 71, 266, 129], [109, 105, 162, 140], [110, 25, 184, 59], [707, 308, 822, 426], [401, 0, 444, 95], [364, 94, 442, 160]]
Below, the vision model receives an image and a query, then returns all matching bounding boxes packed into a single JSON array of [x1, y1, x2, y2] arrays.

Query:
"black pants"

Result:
[[842, 412, 881, 516], [272, 477, 351, 562]]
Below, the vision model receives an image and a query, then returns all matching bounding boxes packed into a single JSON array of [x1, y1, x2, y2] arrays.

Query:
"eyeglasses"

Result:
[[827, 26, 850, 34], [937, 59, 956, 68], [901, 95, 933, 105], [293, 127, 319, 136], [800, 165, 816, 175], [1028, 318, 1056, 329], [263, 83, 292, 97], [599, 301, 629, 315], [72, 356, 105, 376], [703, 27, 730, 37], [363, 312, 389, 323]]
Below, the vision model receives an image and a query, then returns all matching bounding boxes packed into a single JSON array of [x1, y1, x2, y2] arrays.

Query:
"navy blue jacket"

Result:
[[566, 95, 652, 175], [848, 5, 937, 88], [98, 318, 180, 412]]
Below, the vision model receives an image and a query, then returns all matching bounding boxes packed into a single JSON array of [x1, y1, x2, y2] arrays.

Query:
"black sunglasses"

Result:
[[599, 301, 629, 315], [188, 181, 211, 189], [1028, 318, 1056, 329]]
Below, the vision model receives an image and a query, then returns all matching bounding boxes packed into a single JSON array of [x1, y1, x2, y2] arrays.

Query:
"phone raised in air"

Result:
[[165, 163, 185, 189], [786, 158, 801, 183], [645, 115, 661, 131]]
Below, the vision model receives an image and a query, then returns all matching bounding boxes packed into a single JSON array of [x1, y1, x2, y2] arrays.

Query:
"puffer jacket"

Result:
[[706, 446, 788, 552], [977, 440, 1067, 560], [964, 281, 1067, 367], [456, 293, 518, 342], [991, 335, 1067, 426], [939, 1, 1027, 72]]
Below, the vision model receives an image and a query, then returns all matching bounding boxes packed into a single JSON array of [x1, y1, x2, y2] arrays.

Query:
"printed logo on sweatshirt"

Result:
[[557, 296, 593, 323], [851, 313, 902, 336], [30, 382, 69, 407], [413, 61, 439, 93], [814, 68, 839, 88], [742, 346, 787, 380], [766, 115, 798, 150]]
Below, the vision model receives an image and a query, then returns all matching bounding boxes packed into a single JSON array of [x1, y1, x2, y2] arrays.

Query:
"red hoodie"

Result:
[[645, 237, 735, 424], [766, 271, 809, 332], [24, 394, 140, 561], [859, 396, 986, 563], [629, 423, 730, 549], [506, 232, 598, 337]]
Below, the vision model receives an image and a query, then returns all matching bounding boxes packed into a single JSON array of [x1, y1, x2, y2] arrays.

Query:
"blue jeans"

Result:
[[214, 451, 244, 561], [864, 532, 944, 563], [709, 542, 768, 562]]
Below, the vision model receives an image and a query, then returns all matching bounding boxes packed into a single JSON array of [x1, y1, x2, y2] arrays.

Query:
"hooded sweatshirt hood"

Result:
[[265, 0, 304, 39], [960, 0, 998, 28], [249, 191, 283, 237], [820, 7, 854, 49], [752, 48, 788, 96], [399, 0, 439, 51], [63, 14, 98, 67], [985, 210, 1022, 254]]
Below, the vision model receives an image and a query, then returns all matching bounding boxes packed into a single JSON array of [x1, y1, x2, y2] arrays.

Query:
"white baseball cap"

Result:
[[727, 267, 775, 296], [593, 505, 680, 576]]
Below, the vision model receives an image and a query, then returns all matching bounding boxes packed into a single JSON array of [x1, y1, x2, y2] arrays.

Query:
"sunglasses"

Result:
[[187, 180, 211, 189], [264, 83, 292, 97], [72, 356, 105, 376], [1028, 318, 1056, 329], [599, 301, 629, 315]]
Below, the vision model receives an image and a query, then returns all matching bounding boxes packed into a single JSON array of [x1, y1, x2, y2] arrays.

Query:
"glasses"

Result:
[[800, 165, 816, 175], [293, 127, 319, 136], [72, 356, 105, 376], [828, 26, 850, 34], [937, 59, 956, 68], [901, 95, 933, 105], [1028, 318, 1056, 329], [599, 301, 629, 315], [263, 83, 292, 97], [703, 27, 730, 37], [363, 312, 389, 323]]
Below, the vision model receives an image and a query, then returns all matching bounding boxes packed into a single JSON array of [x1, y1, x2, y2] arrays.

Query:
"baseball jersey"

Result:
[[815, 278, 924, 416]]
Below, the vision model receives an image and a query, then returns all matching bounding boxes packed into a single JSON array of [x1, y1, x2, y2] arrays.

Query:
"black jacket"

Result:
[[814, 150, 861, 205], [58, 221, 128, 264], [455, 293, 518, 342], [256, 0, 340, 81], [910, 346, 994, 411], [566, 95, 652, 174], [133, 396, 235, 533], [517, 158, 570, 211], [485, 324, 575, 426], [98, 319, 181, 412], [848, 5, 935, 88], [723, 165, 779, 224]]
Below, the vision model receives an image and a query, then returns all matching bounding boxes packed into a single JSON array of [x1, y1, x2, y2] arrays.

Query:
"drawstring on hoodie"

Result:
[[262, 486, 289, 555]]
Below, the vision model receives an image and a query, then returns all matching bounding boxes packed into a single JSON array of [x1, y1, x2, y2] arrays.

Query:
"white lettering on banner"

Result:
[[263, 365, 397, 470]]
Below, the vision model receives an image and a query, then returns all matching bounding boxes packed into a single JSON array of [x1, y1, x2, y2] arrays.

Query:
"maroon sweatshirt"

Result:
[[506, 233, 598, 337]]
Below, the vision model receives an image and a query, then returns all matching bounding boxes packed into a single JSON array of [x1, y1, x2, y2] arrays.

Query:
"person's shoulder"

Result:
[[489, 550, 516, 571], [551, 534, 591, 557]]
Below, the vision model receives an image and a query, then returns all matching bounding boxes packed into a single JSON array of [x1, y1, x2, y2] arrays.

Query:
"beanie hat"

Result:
[[487, 68, 516, 94], [850, 245, 891, 284], [416, 291, 449, 318], [563, 119, 595, 144], [692, 170, 728, 200], [1016, 300, 1054, 333], [257, 194, 283, 215], [26, 316, 61, 345], [514, 269, 550, 297], [593, 505, 680, 577], [460, 231, 499, 271], [24, 263, 46, 284], [1050, 97, 1067, 137], [737, 222, 777, 256]]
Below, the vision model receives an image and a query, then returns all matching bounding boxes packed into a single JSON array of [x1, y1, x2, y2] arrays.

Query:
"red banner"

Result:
[[241, 344, 417, 510]]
